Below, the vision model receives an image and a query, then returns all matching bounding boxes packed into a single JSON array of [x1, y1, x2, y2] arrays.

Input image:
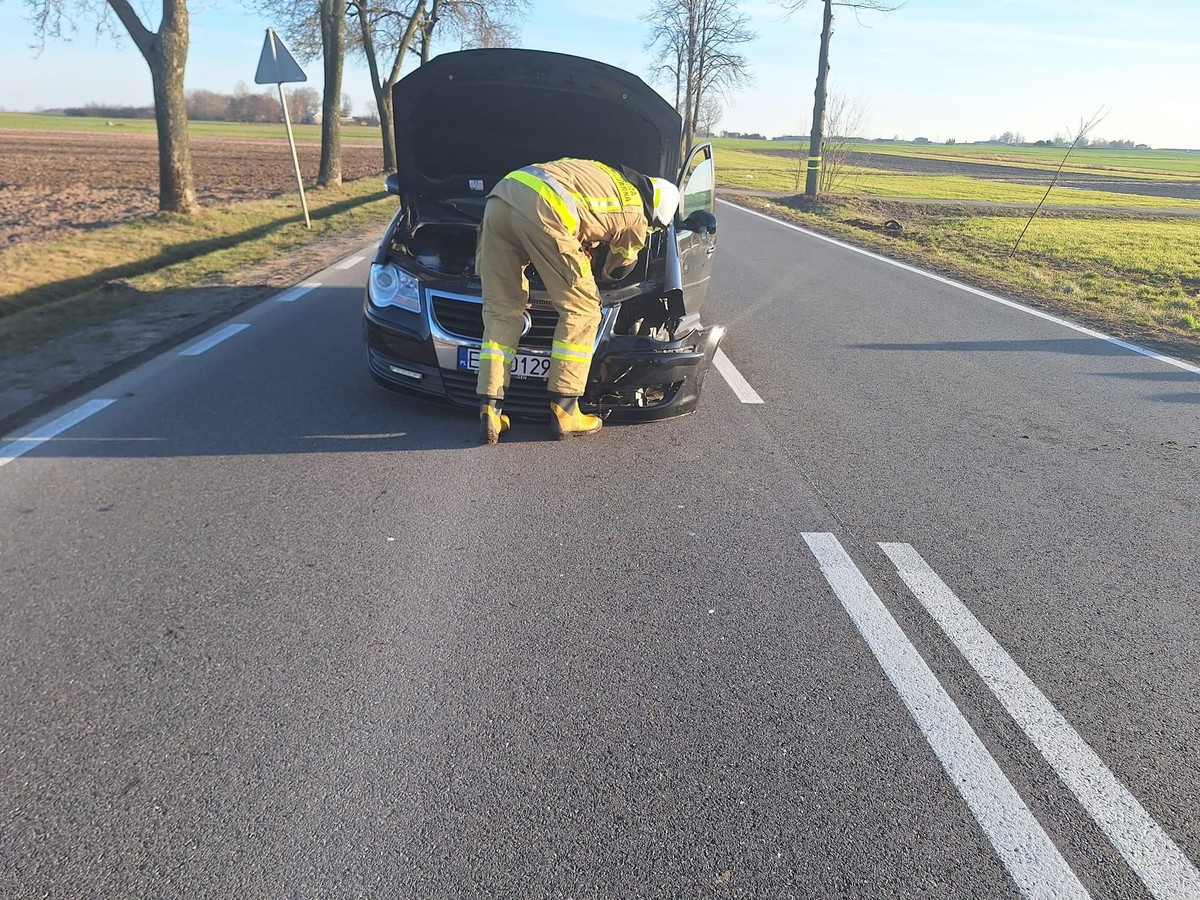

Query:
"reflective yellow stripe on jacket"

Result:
[[506, 167, 580, 233], [479, 340, 514, 364], [551, 339, 593, 364]]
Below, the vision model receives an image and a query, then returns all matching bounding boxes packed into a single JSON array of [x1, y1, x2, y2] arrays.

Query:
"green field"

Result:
[[710, 137, 1200, 178], [715, 147, 1199, 209], [710, 138, 1200, 351], [0, 111, 383, 143]]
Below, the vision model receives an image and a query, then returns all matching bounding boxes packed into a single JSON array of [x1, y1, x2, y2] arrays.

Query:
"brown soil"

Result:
[[0, 129, 384, 247]]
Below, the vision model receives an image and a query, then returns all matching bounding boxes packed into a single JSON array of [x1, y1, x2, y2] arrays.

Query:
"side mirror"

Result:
[[384, 173, 402, 196], [682, 209, 717, 236]]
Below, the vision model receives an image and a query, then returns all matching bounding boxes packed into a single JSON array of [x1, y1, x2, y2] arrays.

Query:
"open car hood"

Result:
[[391, 49, 683, 205]]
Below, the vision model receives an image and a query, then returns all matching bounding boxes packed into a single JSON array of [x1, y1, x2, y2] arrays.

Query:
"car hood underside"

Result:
[[390, 49, 683, 205]]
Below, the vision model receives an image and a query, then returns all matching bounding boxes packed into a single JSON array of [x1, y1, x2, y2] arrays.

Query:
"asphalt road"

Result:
[[2, 202, 1197, 899]]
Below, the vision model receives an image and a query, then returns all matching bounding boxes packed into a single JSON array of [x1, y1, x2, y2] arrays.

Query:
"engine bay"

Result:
[[388, 217, 672, 325]]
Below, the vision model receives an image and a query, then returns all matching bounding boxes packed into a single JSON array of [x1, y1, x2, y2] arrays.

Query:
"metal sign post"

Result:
[[255, 28, 311, 229]]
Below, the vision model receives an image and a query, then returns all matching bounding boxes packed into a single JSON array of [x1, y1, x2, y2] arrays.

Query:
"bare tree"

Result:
[[188, 89, 231, 121], [696, 93, 723, 138], [22, 0, 199, 212], [317, 0, 345, 184], [291, 86, 322, 122], [349, 0, 423, 172], [345, 0, 526, 171], [776, 0, 903, 197], [643, 0, 756, 152], [1010, 107, 1108, 257], [794, 87, 869, 193]]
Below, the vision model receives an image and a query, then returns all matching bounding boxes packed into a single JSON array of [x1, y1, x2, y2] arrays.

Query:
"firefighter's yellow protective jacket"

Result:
[[488, 158, 650, 279], [475, 159, 652, 400]]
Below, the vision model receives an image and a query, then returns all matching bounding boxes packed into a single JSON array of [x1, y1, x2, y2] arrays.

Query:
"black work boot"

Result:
[[479, 399, 510, 445], [548, 395, 602, 440]]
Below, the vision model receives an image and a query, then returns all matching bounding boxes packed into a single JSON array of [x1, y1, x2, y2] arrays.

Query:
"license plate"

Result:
[[458, 347, 550, 380]]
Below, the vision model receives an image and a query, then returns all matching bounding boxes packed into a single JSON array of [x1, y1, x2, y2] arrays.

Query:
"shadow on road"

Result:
[[1, 381, 624, 459]]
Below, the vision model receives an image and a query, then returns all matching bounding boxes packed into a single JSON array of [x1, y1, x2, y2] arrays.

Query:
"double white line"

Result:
[[804, 533, 1200, 900]]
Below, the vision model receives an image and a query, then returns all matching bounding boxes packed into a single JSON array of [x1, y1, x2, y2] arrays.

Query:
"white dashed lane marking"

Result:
[[178, 323, 250, 356], [0, 399, 117, 467], [713, 348, 764, 404], [334, 256, 365, 270], [274, 282, 321, 302]]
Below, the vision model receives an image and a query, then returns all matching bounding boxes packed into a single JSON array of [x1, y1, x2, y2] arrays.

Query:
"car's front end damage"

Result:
[[362, 48, 722, 422]]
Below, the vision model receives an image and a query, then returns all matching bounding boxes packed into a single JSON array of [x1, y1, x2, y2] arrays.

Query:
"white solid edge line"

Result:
[[802, 532, 1090, 900], [334, 255, 365, 270], [880, 542, 1200, 900], [275, 281, 321, 303], [0, 398, 117, 467], [713, 348, 764, 403], [719, 199, 1200, 377], [178, 323, 251, 356]]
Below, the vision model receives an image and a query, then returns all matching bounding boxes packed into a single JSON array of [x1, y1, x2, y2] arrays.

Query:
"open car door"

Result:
[[674, 143, 718, 328]]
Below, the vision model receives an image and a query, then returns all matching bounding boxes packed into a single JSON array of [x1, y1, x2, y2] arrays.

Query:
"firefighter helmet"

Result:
[[649, 178, 681, 228]]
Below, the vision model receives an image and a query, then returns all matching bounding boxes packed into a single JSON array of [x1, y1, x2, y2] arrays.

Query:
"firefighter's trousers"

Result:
[[475, 197, 601, 400]]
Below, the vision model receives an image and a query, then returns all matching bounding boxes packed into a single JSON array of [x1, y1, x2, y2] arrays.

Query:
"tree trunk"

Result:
[[108, 0, 198, 213], [421, 0, 440, 64], [355, 0, 396, 172], [680, 2, 698, 155], [318, 0, 345, 186], [149, 59, 199, 214], [805, 0, 833, 197], [377, 90, 396, 172]]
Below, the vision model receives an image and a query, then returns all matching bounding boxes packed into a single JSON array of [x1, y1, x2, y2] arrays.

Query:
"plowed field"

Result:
[[0, 129, 385, 247]]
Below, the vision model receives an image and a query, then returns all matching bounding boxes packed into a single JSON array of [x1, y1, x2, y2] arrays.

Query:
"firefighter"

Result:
[[475, 158, 681, 444]]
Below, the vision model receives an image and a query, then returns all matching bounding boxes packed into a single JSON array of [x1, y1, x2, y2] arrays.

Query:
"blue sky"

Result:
[[1, 0, 1197, 149]]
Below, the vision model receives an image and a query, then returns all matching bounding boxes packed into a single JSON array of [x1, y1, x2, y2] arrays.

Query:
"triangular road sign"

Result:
[[255, 28, 307, 85]]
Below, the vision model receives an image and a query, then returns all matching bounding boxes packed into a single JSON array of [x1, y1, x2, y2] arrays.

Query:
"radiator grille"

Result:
[[431, 295, 559, 349]]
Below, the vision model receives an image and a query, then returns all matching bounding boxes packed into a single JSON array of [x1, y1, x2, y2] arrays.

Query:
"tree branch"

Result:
[[104, 0, 155, 57]]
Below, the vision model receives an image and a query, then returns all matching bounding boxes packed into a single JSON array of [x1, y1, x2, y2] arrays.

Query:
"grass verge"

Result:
[[0, 177, 396, 358], [726, 193, 1200, 361]]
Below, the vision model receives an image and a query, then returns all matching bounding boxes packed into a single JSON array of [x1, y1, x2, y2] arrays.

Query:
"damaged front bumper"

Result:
[[364, 306, 724, 422], [587, 325, 725, 422]]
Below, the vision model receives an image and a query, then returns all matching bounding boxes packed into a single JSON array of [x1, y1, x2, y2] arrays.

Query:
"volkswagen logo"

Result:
[[520, 310, 533, 337]]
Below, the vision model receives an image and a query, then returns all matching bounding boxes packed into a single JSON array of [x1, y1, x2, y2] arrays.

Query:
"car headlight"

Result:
[[369, 262, 420, 312]]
